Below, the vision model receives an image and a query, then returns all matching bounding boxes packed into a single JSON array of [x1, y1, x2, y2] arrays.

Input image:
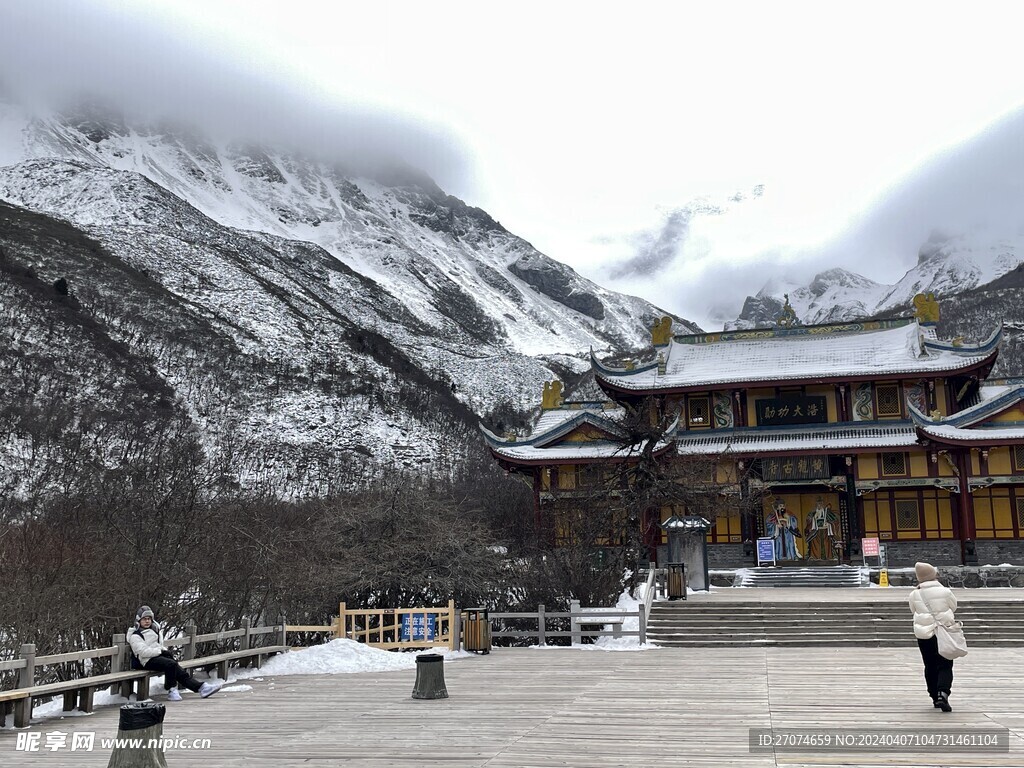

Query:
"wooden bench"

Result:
[[0, 623, 287, 728]]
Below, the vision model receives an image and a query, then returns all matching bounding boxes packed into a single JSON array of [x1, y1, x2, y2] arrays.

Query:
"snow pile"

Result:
[[233, 639, 471, 678], [590, 591, 658, 651]]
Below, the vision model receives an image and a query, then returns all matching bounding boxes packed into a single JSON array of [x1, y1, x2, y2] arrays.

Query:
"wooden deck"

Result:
[[3, 646, 1024, 766]]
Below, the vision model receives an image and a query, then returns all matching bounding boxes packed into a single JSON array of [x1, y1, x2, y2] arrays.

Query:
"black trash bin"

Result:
[[462, 608, 491, 653], [667, 563, 687, 600]]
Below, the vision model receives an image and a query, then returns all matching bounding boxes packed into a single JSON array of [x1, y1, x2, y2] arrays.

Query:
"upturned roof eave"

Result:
[[486, 441, 673, 467]]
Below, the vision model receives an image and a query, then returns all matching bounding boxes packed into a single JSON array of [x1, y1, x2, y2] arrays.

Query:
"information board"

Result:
[[400, 614, 436, 642], [861, 537, 880, 557], [756, 537, 776, 565]]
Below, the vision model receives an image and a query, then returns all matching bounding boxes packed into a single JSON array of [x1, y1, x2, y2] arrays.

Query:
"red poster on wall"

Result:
[[861, 537, 880, 557]]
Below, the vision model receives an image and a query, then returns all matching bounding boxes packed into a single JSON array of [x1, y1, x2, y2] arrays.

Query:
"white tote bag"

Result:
[[934, 620, 968, 659]]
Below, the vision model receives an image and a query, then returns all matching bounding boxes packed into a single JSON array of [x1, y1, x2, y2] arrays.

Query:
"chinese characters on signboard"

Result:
[[756, 396, 828, 426], [400, 614, 436, 642], [761, 455, 831, 481]]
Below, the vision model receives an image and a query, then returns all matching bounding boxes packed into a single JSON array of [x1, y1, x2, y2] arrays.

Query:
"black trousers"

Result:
[[143, 654, 202, 693], [917, 636, 954, 699]]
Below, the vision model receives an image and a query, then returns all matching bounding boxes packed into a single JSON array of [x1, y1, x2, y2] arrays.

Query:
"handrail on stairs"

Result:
[[642, 566, 662, 622]]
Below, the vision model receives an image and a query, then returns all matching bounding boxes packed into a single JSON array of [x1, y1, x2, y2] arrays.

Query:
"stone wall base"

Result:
[[707, 539, 1024, 571]]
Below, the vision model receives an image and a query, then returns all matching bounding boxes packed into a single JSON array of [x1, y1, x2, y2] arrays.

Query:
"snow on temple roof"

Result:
[[909, 399, 1024, 445], [593, 319, 1001, 392], [481, 399, 677, 465], [673, 422, 920, 456], [485, 440, 673, 464], [915, 423, 1024, 444]]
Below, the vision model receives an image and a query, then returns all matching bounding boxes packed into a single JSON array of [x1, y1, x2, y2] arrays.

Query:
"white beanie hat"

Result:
[[915, 562, 938, 582]]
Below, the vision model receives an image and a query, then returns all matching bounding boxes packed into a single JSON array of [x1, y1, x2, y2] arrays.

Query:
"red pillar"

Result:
[[955, 449, 975, 564]]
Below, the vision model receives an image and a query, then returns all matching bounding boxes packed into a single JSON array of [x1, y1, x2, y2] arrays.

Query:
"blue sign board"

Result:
[[400, 614, 436, 642], [756, 537, 776, 565]]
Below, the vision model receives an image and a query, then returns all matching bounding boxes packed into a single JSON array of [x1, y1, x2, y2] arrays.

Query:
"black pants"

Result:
[[143, 654, 202, 693], [917, 636, 954, 699]]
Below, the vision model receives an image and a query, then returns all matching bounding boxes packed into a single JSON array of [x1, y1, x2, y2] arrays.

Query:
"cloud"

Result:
[[0, 1, 472, 189], [594, 104, 1024, 331], [814, 105, 1024, 281], [607, 197, 739, 280]]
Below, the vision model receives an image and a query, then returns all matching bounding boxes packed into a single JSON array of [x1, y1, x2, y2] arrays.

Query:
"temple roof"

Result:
[[673, 422, 920, 456], [930, 379, 1024, 428], [910, 392, 1024, 446], [593, 319, 1001, 394], [481, 403, 675, 466]]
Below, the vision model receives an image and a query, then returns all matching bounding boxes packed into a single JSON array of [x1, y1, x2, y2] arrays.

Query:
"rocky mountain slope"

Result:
[[0, 102, 696, 494]]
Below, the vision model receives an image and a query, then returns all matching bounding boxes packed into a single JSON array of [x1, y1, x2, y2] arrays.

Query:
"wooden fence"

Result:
[[0, 620, 287, 728], [285, 598, 647, 650], [489, 600, 645, 646], [286, 601, 458, 651]]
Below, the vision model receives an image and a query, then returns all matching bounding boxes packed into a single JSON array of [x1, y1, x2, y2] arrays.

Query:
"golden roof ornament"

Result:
[[651, 316, 673, 346], [775, 294, 798, 328], [913, 292, 940, 325], [541, 380, 564, 410]]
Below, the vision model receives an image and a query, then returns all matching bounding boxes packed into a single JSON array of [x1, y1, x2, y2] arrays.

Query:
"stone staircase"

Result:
[[647, 599, 1024, 647], [739, 565, 868, 588]]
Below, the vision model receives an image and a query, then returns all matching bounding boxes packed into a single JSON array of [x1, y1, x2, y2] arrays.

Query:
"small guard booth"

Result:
[[661, 515, 711, 592]]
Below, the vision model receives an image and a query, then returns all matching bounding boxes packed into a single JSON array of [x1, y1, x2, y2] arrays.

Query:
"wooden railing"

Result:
[[286, 601, 458, 651], [642, 567, 664, 623], [285, 599, 646, 650], [0, 620, 287, 728], [489, 601, 645, 645]]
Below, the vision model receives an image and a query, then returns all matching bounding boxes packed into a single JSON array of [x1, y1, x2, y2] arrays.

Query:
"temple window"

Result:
[[881, 452, 908, 477], [687, 396, 710, 428], [1017, 497, 1024, 532], [875, 383, 902, 418], [1013, 445, 1024, 472], [895, 499, 921, 531]]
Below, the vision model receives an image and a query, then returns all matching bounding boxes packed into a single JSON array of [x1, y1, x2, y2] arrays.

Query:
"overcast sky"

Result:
[[3, 1, 1024, 329]]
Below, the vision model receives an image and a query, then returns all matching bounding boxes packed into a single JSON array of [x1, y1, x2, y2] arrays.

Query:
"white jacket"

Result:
[[128, 623, 165, 665], [909, 580, 958, 640]]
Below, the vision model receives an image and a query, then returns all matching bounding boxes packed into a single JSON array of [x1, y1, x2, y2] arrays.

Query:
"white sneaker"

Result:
[[167, 689, 182, 701], [199, 682, 221, 699]]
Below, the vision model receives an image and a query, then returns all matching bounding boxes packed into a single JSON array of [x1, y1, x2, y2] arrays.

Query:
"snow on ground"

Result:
[[231, 639, 472, 679], [589, 590, 659, 651]]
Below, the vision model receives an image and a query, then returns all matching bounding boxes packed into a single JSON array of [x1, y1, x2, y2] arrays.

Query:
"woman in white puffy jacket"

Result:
[[128, 606, 220, 701], [908, 562, 957, 711]]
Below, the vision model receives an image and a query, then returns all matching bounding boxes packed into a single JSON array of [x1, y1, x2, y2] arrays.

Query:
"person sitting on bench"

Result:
[[129, 605, 221, 701]]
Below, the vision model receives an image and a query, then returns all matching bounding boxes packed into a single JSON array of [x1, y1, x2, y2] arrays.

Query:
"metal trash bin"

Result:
[[462, 608, 491, 653], [667, 563, 687, 600]]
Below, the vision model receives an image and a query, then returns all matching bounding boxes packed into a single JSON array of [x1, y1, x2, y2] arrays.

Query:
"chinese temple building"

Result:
[[483, 295, 1024, 567]]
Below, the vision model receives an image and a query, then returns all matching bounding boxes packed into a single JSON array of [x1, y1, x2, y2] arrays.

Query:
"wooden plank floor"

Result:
[[3, 646, 1024, 767]]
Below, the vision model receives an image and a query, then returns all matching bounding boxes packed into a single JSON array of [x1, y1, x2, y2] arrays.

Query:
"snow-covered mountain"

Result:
[[728, 230, 1024, 330], [0, 100, 697, 493]]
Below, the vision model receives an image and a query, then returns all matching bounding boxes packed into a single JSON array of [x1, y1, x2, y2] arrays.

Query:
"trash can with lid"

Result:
[[462, 608, 491, 653], [667, 563, 687, 600]]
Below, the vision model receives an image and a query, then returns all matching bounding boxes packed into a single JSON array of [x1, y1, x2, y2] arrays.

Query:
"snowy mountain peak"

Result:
[[730, 228, 1024, 330]]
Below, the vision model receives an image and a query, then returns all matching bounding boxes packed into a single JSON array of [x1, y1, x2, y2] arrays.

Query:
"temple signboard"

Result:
[[756, 396, 828, 426], [761, 455, 831, 482]]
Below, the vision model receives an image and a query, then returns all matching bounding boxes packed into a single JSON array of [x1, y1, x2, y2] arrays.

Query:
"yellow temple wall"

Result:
[[745, 388, 775, 426], [973, 488, 1018, 538], [857, 454, 879, 480], [909, 451, 929, 477], [861, 490, 955, 541], [988, 447, 1013, 475]]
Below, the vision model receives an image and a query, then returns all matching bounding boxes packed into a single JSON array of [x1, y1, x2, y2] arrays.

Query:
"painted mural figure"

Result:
[[805, 498, 840, 561], [766, 500, 802, 560]]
